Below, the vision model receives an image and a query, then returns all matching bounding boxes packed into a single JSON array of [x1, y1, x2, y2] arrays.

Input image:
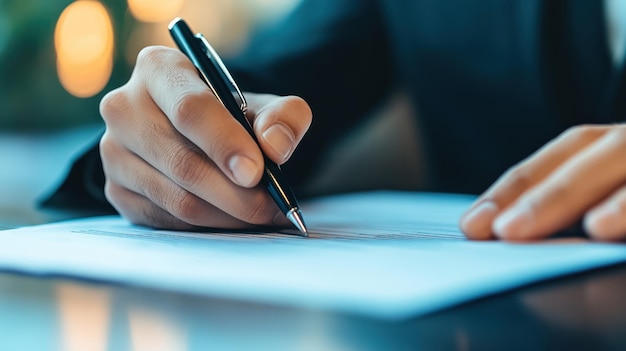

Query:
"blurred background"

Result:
[[0, 0, 302, 131], [0, 0, 304, 227], [0, 0, 422, 228]]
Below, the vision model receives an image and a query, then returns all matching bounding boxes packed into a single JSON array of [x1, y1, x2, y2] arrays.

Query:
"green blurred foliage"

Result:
[[0, 0, 134, 131]]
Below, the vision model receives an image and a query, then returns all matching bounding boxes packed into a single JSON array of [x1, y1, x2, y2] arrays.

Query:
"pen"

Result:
[[168, 18, 308, 237]]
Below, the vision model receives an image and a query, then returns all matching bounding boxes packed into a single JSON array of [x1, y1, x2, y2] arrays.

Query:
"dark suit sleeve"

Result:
[[229, 0, 394, 188], [40, 130, 116, 213], [43, 0, 393, 211]]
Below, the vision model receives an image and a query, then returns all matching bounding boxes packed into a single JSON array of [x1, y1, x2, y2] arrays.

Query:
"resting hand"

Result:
[[460, 124, 626, 241], [99, 46, 312, 230]]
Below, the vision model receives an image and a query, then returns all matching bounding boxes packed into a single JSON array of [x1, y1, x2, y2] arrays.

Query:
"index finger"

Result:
[[133, 46, 264, 188]]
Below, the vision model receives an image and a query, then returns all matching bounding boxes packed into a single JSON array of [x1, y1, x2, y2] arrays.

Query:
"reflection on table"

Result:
[[2, 263, 626, 350]]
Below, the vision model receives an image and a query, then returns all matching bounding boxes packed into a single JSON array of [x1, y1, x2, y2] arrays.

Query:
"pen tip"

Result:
[[286, 208, 308, 237]]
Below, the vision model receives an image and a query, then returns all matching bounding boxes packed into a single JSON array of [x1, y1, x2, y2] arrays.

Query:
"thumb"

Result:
[[249, 94, 312, 165]]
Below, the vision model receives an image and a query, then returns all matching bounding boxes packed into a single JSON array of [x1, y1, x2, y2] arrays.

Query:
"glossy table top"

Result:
[[2, 128, 626, 350], [2, 261, 626, 350]]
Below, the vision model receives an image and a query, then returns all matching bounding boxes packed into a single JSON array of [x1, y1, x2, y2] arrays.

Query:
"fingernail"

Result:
[[493, 204, 533, 239], [229, 155, 259, 187], [460, 201, 498, 239], [262, 124, 295, 161]]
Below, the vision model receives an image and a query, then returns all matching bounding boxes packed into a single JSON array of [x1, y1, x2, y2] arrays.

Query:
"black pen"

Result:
[[168, 18, 308, 236]]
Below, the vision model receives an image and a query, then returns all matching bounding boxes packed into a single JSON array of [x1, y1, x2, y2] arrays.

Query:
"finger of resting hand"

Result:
[[585, 185, 626, 241], [460, 125, 608, 240], [101, 134, 278, 229], [493, 129, 626, 240], [248, 94, 312, 165], [135, 46, 263, 188]]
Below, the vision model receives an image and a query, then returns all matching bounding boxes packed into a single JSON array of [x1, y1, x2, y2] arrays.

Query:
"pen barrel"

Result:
[[170, 18, 302, 219], [262, 159, 299, 214]]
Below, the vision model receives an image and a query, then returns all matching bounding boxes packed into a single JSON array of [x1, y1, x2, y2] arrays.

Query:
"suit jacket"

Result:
[[44, 0, 616, 211]]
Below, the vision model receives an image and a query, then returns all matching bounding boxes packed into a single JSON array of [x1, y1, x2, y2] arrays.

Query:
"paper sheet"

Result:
[[1, 191, 626, 319]]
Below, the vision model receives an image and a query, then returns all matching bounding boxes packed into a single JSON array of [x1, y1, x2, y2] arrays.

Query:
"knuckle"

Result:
[[106, 181, 159, 228], [502, 166, 533, 194], [169, 91, 212, 130], [205, 126, 238, 160], [140, 172, 161, 202], [99, 89, 131, 125], [607, 128, 626, 149], [546, 182, 570, 202], [170, 190, 206, 224], [562, 124, 588, 139], [98, 134, 117, 168], [104, 180, 182, 229], [561, 124, 603, 143], [167, 144, 207, 188], [103, 180, 115, 204], [104, 181, 125, 212], [136, 46, 171, 70]]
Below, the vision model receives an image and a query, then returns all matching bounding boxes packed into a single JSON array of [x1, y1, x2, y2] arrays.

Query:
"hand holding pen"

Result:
[[98, 20, 312, 233], [169, 18, 308, 235]]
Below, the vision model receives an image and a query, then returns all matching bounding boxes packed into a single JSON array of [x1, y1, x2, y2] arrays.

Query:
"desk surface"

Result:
[[2, 261, 626, 350], [2, 128, 626, 350]]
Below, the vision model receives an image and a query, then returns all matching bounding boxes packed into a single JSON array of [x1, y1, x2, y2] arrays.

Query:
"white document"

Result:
[[1, 191, 626, 319]]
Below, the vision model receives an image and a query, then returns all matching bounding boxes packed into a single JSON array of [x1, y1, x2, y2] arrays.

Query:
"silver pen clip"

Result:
[[195, 33, 248, 114]]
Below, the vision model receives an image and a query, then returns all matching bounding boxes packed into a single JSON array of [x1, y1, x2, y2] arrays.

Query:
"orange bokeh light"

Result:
[[127, 0, 186, 23], [54, 0, 114, 98]]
